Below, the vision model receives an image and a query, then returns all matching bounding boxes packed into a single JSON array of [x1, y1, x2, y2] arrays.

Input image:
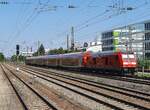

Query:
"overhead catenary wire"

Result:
[[56, 0, 105, 37], [77, 1, 150, 43], [7, 0, 31, 42], [56, 10, 109, 38], [8, 0, 53, 55], [4, 0, 34, 56], [55, 0, 150, 47], [9, 0, 54, 45], [4, 0, 150, 56], [56, 0, 123, 38], [75, 0, 150, 33], [7, 0, 41, 54]]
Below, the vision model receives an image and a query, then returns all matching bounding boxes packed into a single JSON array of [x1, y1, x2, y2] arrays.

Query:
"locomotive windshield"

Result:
[[128, 54, 134, 58], [122, 54, 135, 60]]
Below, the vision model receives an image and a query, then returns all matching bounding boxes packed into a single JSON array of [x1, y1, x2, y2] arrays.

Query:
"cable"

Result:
[[76, 0, 150, 32], [8, 0, 52, 55], [15, 0, 50, 38], [10, 0, 41, 39], [7, 0, 41, 55], [56, 9, 109, 38], [77, 2, 150, 42], [76, 10, 109, 28], [56, 0, 106, 37], [8, 0, 30, 42]]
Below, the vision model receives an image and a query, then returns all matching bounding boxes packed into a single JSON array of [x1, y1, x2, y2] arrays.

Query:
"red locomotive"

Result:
[[25, 51, 137, 74]]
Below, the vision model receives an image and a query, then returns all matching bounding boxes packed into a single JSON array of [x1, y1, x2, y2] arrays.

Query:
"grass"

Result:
[[135, 72, 150, 79]]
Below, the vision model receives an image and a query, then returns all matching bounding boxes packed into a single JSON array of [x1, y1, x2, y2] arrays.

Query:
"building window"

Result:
[[145, 23, 150, 30], [145, 33, 150, 40], [145, 53, 150, 59], [145, 42, 150, 50]]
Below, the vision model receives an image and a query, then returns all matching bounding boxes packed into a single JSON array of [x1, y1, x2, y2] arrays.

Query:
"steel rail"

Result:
[[22, 65, 150, 97], [19, 66, 150, 110], [3, 64, 58, 110], [0, 64, 28, 110]]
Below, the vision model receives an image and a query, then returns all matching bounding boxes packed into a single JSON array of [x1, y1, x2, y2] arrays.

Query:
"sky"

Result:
[[0, 0, 150, 57]]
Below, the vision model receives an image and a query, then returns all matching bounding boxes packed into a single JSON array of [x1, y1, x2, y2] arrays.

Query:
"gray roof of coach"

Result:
[[26, 52, 84, 60]]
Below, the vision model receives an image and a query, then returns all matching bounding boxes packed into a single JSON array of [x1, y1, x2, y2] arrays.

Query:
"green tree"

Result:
[[19, 55, 26, 62], [33, 44, 45, 56], [48, 47, 80, 55], [11, 55, 26, 62], [48, 47, 67, 55], [138, 59, 150, 69], [0, 52, 5, 62], [57, 47, 66, 54], [38, 44, 45, 55], [11, 55, 17, 62]]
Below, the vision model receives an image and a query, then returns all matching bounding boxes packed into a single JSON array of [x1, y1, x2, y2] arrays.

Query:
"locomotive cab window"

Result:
[[122, 54, 129, 61], [122, 54, 135, 60], [122, 54, 128, 59], [128, 54, 134, 59]]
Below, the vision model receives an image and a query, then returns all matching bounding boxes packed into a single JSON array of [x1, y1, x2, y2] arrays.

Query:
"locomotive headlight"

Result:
[[123, 62, 128, 65], [131, 62, 136, 65]]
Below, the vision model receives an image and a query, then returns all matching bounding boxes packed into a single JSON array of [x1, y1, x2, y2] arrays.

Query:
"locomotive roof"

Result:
[[26, 52, 84, 59], [59, 52, 83, 58], [26, 54, 59, 59], [26, 51, 134, 60], [91, 51, 133, 57]]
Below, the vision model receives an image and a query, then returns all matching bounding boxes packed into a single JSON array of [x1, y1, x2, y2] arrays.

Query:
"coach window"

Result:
[[105, 57, 108, 65]]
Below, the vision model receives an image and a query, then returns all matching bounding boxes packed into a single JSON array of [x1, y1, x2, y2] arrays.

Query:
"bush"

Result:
[[0, 53, 5, 62], [11, 55, 26, 62], [138, 59, 150, 69]]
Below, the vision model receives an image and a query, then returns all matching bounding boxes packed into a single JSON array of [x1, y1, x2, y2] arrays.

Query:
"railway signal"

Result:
[[70, 27, 75, 51], [16, 44, 20, 56], [0, 1, 8, 4]]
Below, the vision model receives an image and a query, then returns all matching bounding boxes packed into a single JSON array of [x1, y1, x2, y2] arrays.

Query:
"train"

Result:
[[25, 51, 137, 74]]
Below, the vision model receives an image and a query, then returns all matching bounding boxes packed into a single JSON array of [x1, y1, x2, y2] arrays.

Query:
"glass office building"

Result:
[[101, 20, 150, 59]]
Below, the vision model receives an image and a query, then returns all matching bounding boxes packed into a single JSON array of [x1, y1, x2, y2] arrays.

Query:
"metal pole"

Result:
[[67, 34, 69, 50], [129, 26, 132, 52], [27, 46, 29, 56], [38, 41, 40, 56], [71, 26, 74, 51]]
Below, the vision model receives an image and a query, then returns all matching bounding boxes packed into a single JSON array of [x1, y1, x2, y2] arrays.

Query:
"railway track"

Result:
[[94, 74, 150, 86], [9, 64, 150, 110], [1, 64, 58, 110], [7, 64, 124, 110], [23, 64, 150, 86], [0, 65, 28, 110], [21, 65, 150, 94], [64, 70, 150, 86], [3, 64, 96, 110]]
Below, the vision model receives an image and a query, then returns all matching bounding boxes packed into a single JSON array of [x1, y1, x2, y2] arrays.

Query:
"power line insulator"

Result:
[[126, 7, 133, 10], [68, 5, 76, 8]]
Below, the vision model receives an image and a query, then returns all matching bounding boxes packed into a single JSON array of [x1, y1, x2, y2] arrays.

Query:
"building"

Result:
[[21, 51, 34, 57], [101, 20, 150, 59], [87, 41, 102, 53], [45, 48, 51, 55]]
